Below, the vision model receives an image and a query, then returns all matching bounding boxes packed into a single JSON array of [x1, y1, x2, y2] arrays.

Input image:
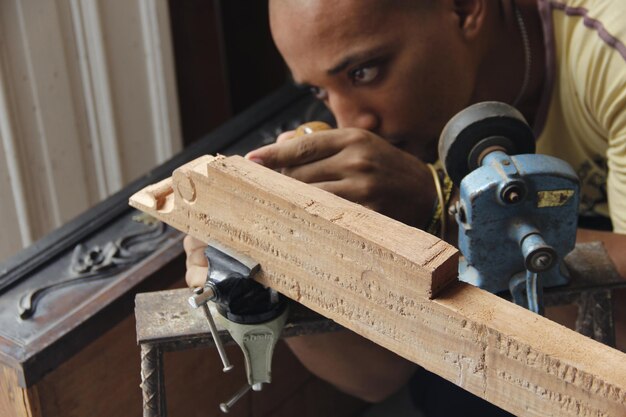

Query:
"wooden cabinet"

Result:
[[1, 288, 364, 417], [0, 86, 354, 417]]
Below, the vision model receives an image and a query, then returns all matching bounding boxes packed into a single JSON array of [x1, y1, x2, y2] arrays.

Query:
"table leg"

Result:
[[140, 343, 167, 417]]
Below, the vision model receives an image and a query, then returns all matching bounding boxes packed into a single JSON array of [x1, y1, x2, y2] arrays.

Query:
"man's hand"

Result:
[[184, 235, 208, 288], [182, 128, 439, 291], [183, 128, 437, 290], [182, 129, 429, 402], [246, 128, 436, 229]]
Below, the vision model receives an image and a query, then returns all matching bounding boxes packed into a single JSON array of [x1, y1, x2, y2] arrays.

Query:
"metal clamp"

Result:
[[187, 242, 287, 413]]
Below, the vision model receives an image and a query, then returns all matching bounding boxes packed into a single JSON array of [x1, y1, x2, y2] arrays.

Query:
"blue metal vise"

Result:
[[439, 102, 580, 314]]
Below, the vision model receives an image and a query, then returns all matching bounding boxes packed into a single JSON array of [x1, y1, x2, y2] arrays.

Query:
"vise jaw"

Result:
[[188, 241, 288, 413]]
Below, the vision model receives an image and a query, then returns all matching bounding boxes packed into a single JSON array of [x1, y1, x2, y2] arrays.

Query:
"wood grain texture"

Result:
[[0, 365, 40, 417], [130, 155, 626, 416], [131, 155, 458, 298]]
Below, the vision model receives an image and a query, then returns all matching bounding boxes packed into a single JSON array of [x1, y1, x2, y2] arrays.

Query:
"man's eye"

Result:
[[309, 86, 328, 100], [350, 66, 379, 85]]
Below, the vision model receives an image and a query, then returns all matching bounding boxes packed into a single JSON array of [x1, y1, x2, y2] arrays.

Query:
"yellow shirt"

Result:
[[536, 0, 626, 232]]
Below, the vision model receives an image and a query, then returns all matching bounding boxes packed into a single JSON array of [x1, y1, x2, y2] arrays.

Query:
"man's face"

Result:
[[270, 0, 479, 161]]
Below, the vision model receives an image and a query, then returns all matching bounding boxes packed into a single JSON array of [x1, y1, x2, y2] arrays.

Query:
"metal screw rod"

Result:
[[188, 286, 216, 308], [532, 254, 552, 270], [220, 384, 251, 413], [526, 270, 545, 315], [189, 287, 234, 373], [201, 303, 234, 372]]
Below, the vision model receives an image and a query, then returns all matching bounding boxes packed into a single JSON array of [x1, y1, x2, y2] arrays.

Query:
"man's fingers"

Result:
[[282, 152, 346, 183], [245, 131, 345, 169], [183, 235, 205, 253], [186, 265, 208, 288], [186, 246, 208, 269], [276, 130, 296, 143], [184, 235, 208, 288], [311, 179, 359, 201]]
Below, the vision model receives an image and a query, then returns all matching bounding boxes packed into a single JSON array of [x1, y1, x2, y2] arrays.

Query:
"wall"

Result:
[[0, 0, 182, 261]]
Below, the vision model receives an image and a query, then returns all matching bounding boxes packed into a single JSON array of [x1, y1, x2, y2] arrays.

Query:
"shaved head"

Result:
[[269, 0, 489, 160], [270, 0, 428, 12], [269, 0, 430, 36], [269, 0, 432, 10], [269, 0, 435, 86]]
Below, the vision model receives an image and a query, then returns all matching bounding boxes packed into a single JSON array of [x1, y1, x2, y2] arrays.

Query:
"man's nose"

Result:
[[327, 93, 379, 132]]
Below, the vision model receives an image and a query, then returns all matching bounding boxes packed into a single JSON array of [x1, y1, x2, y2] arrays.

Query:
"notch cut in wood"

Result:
[[130, 155, 626, 416]]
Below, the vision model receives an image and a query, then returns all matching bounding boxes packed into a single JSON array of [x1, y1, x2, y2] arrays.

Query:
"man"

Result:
[[185, 0, 626, 415]]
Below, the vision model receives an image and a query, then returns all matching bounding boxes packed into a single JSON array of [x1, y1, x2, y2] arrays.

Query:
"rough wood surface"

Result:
[[131, 155, 458, 298], [130, 155, 626, 416]]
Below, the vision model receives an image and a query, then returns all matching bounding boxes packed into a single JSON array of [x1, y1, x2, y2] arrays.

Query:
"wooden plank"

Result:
[[130, 155, 458, 298], [129, 155, 626, 416]]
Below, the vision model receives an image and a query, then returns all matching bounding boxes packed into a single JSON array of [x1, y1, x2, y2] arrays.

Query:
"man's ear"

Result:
[[452, 0, 486, 39]]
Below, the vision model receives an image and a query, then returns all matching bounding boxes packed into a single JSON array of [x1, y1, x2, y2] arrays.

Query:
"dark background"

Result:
[[169, 0, 289, 146]]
